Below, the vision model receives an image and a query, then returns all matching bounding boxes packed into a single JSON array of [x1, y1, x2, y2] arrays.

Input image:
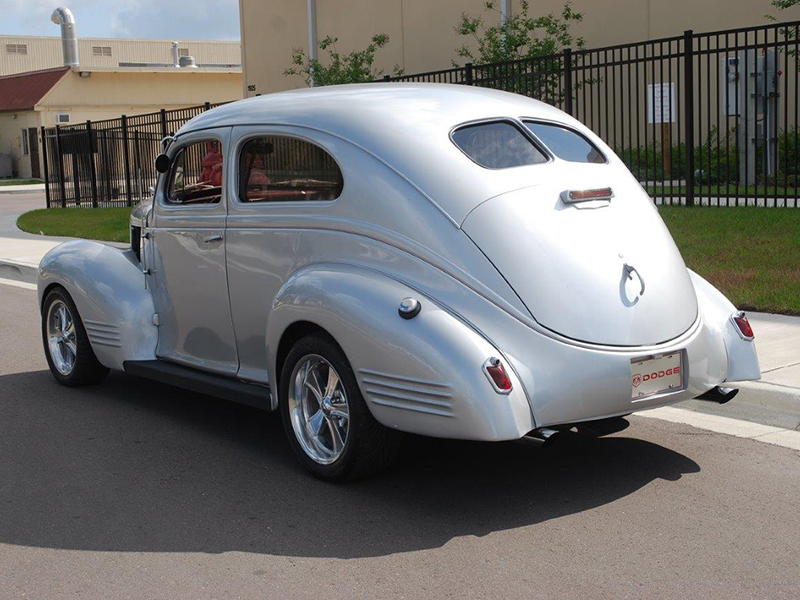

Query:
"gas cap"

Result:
[[398, 297, 421, 319]]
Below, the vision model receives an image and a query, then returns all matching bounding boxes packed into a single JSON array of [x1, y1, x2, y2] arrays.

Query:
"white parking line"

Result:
[[0, 277, 36, 291], [638, 406, 800, 452]]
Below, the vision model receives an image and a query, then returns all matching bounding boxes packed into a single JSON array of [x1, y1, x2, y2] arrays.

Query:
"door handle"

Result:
[[203, 234, 223, 243]]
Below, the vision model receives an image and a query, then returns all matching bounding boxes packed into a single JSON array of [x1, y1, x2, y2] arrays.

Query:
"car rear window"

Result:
[[524, 121, 606, 164], [451, 121, 548, 169]]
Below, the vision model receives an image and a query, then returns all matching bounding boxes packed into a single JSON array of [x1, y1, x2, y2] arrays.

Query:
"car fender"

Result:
[[38, 240, 158, 371], [266, 263, 535, 441], [689, 269, 761, 383]]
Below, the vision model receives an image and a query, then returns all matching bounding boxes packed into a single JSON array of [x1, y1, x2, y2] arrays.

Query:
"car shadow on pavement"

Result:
[[0, 370, 700, 559]]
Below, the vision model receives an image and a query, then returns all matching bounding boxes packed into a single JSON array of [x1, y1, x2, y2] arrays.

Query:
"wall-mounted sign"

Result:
[[647, 83, 676, 124]]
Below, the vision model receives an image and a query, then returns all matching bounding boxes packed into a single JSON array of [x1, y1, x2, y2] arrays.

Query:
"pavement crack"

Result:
[[761, 360, 800, 374]]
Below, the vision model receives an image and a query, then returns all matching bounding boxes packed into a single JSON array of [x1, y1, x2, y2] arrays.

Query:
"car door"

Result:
[[225, 126, 346, 384], [150, 127, 239, 376]]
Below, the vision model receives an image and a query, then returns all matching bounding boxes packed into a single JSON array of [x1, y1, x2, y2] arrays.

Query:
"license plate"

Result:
[[631, 351, 683, 400]]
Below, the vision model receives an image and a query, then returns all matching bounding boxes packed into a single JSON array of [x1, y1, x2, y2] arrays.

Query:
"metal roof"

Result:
[[0, 67, 69, 112]]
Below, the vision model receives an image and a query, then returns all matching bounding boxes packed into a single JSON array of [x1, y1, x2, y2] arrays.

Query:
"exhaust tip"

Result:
[[696, 386, 739, 404]]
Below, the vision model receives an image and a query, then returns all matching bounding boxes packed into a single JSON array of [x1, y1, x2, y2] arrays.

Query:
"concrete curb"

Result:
[[0, 258, 38, 284], [0, 186, 46, 195]]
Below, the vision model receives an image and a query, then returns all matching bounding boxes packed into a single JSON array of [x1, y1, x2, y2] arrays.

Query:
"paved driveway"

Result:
[[1, 282, 798, 598]]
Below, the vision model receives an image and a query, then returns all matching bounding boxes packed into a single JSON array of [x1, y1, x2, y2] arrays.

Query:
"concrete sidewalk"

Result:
[[0, 183, 46, 194], [742, 313, 800, 392], [0, 191, 65, 280]]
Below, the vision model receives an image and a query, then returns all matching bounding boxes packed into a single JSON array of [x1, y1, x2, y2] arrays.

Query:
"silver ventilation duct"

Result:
[[171, 41, 180, 68], [178, 55, 198, 69], [51, 6, 80, 67]]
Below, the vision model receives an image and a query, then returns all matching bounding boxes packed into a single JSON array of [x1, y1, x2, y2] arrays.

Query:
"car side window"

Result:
[[451, 121, 548, 169], [238, 136, 343, 203], [166, 140, 223, 205], [524, 122, 606, 164]]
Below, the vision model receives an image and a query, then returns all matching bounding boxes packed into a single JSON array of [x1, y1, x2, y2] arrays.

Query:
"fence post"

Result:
[[54, 125, 67, 208], [563, 48, 573, 115], [41, 126, 51, 208], [683, 29, 695, 207], [160, 108, 168, 139], [121, 115, 133, 206], [86, 121, 99, 208], [465, 62, 474, 86]]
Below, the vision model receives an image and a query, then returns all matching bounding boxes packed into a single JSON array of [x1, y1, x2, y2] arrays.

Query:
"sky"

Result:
[[0, 0, 240, 40]]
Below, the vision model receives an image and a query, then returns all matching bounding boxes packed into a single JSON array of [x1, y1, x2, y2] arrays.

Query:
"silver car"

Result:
[[38, 84, 760, 479]]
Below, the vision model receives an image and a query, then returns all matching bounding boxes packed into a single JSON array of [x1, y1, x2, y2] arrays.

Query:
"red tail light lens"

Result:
[[483, 357, 513, 394], [732, 311, 754, 340]]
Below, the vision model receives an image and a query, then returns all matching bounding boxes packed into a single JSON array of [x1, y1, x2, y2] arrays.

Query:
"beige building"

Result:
[[0, 65, 241, 179], [0, 7, 243, 179], [239, 0, 800, 97], [0, 34, 240, 77]]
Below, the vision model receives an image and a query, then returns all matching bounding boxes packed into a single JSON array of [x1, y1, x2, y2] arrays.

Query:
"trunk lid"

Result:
[[461, 173, 697, 346]]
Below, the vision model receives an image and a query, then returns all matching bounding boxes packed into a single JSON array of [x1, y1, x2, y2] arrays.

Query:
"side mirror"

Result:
[[155, 153, 172, 174]]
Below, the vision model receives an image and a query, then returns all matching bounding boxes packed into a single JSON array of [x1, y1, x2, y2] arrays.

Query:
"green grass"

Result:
[[15, 205, 800, 315], [17, 207, 132, 243], [0, 178, 43, 186], [646, 184, 798, 198], [659, 206, 800, 315]]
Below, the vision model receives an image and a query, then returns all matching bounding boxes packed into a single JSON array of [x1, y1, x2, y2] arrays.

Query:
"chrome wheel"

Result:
[[46, 299, 77, 376], [288, 354, 350, 465]]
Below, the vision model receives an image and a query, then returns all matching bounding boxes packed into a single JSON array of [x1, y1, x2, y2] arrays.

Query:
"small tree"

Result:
[[454, 1, 586, 65], [454, 1, 589, 103], [284, 33, 402, 86]]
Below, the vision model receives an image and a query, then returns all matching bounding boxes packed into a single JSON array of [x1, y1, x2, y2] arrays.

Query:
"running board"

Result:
[[123, 360, 271, 409]]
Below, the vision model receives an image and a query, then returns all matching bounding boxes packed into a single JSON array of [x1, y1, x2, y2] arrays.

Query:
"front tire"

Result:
[[279, 333, 401, 480], [42, 287, 109, 387]]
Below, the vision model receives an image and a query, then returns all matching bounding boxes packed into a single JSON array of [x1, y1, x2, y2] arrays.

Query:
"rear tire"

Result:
[[42, 287, 109, 387], [279, 333, 402, 480]]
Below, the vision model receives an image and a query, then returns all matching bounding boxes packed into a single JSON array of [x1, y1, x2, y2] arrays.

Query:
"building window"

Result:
[[6, 44, 27, 55], [21, 130, 29, 156], [92, 46, 112, 57], [179, 48, 190, 57], [56, 113, 70, 124]]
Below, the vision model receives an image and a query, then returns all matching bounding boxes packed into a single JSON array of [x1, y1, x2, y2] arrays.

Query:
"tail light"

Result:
[[562, 187, 614, 203], [731, 311, 754, 340], [483, 357, 513, 394]]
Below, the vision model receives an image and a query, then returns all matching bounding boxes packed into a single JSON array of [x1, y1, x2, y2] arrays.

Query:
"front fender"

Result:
[[38, 240, 158, 371], [689, 269, 761, 383], [266, 263, 535, 441]]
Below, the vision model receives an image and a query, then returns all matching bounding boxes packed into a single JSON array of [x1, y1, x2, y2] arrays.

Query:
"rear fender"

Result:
[[266, 263, 535, 441], [38, 240, 158, 371], [689, 269, 761, 383]]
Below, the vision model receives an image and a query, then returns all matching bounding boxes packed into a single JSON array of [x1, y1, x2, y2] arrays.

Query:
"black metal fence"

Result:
[[385, 21, 800, 207], [45, 20, 800, 208], [42, 102, 227, 208]]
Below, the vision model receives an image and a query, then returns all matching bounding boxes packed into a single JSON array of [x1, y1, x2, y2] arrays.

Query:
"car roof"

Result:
[[180, 83, 598, 224]]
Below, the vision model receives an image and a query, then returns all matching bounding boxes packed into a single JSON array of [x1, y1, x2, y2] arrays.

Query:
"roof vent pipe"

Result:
[[51, 6, 80, 68], [179, 55, 198, 69], [171, 41, 180, 67]]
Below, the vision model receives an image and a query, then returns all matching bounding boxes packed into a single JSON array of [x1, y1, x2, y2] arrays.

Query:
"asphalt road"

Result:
[[1, 282, 799, 599]]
